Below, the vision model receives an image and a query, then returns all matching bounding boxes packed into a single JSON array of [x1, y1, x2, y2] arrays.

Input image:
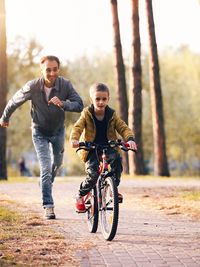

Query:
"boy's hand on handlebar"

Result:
[[127, 140, 137, 151], [71, 140, 80, 148], [0, 118, 9, 128]]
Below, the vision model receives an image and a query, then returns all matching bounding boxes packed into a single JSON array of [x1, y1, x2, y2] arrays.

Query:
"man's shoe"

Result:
[[44, 207, 56, 219], [118, 192, 123, 203], [75, 194, 86, 213]]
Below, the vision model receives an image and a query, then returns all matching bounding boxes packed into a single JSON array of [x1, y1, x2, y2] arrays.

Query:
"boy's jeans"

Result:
[[79, 148, 123, 196], [32, 127, 65, 208]]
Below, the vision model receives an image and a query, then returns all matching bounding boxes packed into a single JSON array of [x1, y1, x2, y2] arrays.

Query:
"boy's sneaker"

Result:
[[75, 194, 86, 213], [118, 192, 123, 203], [44, 207, 56, 219]]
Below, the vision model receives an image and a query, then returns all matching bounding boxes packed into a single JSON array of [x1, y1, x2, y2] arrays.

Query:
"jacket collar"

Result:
[[88, 104, 114, 121], [40, 77, 60, 91]]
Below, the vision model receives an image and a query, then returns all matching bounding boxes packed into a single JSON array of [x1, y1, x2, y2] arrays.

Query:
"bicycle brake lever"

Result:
[[76, 147, 91, 153]]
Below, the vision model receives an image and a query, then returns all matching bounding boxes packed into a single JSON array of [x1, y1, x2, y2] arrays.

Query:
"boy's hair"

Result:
[[89, 83, 110, 97], [40, 55, 60, 68]]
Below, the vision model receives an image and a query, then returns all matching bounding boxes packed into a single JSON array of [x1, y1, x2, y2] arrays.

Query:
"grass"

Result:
[[0, 206, 21, 223], [182, 191, 200, 201], [2, 173, 199, 184], [0, 200, 78, 267], [0, 176, 35, 183], [123, 174, 200, 180]]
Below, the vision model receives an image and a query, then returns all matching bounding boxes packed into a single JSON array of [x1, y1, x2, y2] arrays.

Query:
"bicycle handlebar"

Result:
[[77, 139, 137, 152]]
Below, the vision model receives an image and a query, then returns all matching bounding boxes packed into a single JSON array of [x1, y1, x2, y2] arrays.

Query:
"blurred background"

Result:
[[1, 0, 200, 177]]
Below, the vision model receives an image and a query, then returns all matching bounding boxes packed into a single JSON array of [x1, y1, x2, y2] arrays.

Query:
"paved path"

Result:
[[1, 177, 200, 267]]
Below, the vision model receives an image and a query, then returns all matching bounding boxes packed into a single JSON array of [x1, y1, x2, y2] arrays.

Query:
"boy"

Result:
[[70, 83, 137, 212]]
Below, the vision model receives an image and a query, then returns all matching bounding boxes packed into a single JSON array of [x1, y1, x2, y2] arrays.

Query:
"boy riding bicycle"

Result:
[[70, 83, 137, 212]]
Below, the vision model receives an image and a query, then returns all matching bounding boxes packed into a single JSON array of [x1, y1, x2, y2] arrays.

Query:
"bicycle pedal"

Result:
[[76, 209, 86, 214]]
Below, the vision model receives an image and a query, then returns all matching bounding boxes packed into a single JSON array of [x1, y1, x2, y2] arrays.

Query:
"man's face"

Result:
[[40, 59, 59, 87]]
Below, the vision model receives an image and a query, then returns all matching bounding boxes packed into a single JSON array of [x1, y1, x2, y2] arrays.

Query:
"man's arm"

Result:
[[0, 82, 32, 124], [62, 81, 83, 112], [0, 118, 9, 127]]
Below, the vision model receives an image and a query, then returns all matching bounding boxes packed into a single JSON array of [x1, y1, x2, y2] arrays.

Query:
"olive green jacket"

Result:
[[70, 105, 134, 162]]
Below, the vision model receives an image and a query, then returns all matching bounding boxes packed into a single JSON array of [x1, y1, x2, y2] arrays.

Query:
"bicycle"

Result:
[[76, 139, 136, 241]]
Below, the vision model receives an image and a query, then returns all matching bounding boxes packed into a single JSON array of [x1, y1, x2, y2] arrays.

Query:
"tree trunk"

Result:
[[145, 0, 170, 176], [0, 0, 8, 180], [129, 0, 146, 175], [110, 0, 129, 173]]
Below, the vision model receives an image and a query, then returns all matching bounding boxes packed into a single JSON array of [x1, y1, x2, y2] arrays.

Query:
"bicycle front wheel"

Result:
[[85, 187, 98, 233], [99, 176, 119, 241]]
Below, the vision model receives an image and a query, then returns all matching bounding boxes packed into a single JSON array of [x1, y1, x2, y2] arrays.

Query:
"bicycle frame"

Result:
[[97, 148, 113, 210], [76, 140, 136, 241]]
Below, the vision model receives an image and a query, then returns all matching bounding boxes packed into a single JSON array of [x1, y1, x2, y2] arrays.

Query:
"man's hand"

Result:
[[71, 140, 79, 148], [127, 140, 137, 151], [48, 96, 64, 109], [0, 118, 9, 128]]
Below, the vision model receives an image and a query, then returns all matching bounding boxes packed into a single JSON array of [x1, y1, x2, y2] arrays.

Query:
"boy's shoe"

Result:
[[44, 207, 56, 219], [75, 194, 86, 213], [118, 192, 123, 203]]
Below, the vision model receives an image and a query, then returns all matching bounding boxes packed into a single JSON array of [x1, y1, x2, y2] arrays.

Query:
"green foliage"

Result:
[[138, 46, 200, 175], [66, 52, 117, 108], [5, 37, 200, 176], [63, 141, 85, 175], [7, 37, 42, 163], [159, 46, 200, 175]]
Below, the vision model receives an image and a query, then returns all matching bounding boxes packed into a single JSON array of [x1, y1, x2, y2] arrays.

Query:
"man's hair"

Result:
[[89, 83, 110, 97], [40, 55, 60, 68]]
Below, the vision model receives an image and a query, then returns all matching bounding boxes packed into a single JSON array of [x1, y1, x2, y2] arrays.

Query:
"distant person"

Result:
[[18, 156, 31, 177], [70, 83, 137, 212], [0, 55, 83, 219]]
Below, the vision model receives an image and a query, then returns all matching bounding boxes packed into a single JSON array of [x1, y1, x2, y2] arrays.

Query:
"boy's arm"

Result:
[[115, 116, 137, 150], [115, 113, 135, 141], [70, 111, 86, 146]]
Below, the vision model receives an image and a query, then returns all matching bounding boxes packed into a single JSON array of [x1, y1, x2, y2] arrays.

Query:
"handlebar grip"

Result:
[[123, 142, 137, 152], [79, 142, 86, 147]]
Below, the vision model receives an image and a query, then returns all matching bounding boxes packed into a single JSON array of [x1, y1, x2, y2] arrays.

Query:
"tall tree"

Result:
[[145, 0, 170, 176], [110, 0, 129, 173], [0, 0, 8, 180], [129, 0, 146, 174]]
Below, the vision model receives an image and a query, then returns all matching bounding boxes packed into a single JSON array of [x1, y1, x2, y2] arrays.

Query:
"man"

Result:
[[0, 55, 83, 219]]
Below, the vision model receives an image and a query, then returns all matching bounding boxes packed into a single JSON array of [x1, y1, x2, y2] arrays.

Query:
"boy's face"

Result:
[[90, 91, 109, 113]]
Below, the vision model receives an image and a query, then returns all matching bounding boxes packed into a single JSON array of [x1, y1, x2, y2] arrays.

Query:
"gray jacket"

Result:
[[1, 76, 83, 135]]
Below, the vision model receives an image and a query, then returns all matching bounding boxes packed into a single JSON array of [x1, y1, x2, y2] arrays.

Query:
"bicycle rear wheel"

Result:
[[85, 187, 98, 233], [99, 176, 119, 241]]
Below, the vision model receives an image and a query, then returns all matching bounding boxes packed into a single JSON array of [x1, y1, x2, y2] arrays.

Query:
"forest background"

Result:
[[6, 37, 200, 177], [1, 0, 200, 177]]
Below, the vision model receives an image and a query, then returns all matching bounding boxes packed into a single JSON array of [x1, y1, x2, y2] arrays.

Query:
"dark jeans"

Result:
[[79, 148, 123, 196]]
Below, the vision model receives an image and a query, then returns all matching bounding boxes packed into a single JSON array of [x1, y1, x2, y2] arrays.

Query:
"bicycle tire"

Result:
[[99, 176, 119, 241], [85, 187, 98, 233]]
